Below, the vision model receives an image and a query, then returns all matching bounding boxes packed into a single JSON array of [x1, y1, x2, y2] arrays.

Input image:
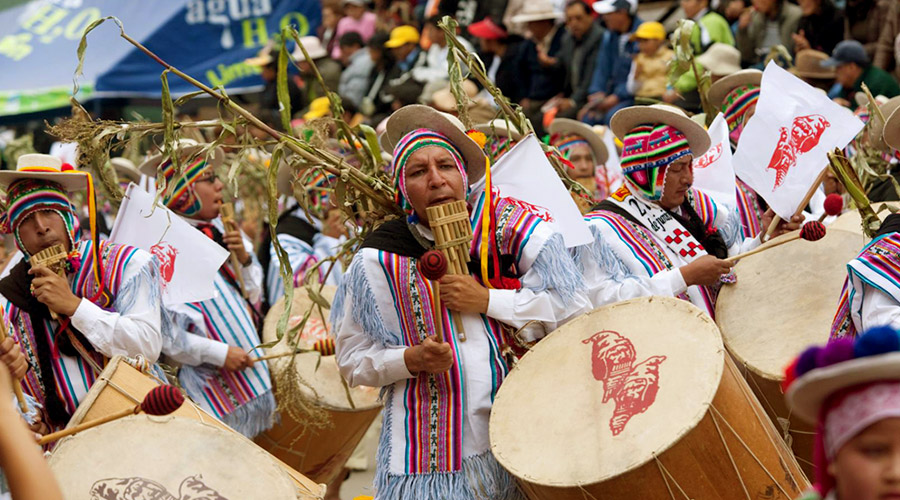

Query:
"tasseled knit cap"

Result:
[[2, 178, 80, 259], [388, 128, 468, 221], [619, 124, 692, 202]]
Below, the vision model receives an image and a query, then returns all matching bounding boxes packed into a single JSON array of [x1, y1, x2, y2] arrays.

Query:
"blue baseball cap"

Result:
[[822, 40, 869, 67]]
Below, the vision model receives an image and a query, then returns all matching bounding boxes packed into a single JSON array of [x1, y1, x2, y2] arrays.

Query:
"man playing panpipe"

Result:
[[140, 143, 274, 438], [331, 105, 590, 499], [0, 154, 164, 434], [577, 104, 800, 318]]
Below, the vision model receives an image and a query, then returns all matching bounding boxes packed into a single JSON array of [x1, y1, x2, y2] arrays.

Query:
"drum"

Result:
[[66, 356, 324, 498], [255, 285, 382, 484], [829, 202, 899, 234], [49, 415, 302, 500], [716, 228, 864, 476], [490, 297, 807, 499]]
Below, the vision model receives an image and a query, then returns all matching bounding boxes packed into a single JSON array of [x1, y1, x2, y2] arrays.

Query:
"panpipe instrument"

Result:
[[220, 202, 247, 298], [31, 244, 68, 321], [425, 200, 474, 342]]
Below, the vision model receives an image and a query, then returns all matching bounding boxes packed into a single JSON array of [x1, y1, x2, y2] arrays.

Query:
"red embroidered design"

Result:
[[767, 114, 830, 190], [150, 242, 178, 289], [506, 197, 555, 223], [583, 330, 667, 436], [693, 142, 723, 170]]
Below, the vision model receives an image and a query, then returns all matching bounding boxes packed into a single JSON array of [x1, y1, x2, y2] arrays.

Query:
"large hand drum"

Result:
[[490, 297, 807, 499], [829, 202, 899, 235], [716, 228, 865, 475], [256, 286, 381, 484], [49, 416, 302, 500]]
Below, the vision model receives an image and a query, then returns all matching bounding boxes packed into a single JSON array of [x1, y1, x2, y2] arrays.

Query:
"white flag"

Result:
[[109, 184, 229, 305], [692, 113, 736, 209], [733, 62, 864, 218], [487, 134, 593, 247]]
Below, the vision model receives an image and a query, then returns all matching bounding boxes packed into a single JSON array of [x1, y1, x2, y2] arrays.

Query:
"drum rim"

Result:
[[715, 228, 862, 381], [489, 296, 725, 487]]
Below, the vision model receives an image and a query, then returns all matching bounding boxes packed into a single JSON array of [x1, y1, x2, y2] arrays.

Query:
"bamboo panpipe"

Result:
[[426, 201, 474, 342], [31, 244, 68, 321], [220, 203, 248, 298]]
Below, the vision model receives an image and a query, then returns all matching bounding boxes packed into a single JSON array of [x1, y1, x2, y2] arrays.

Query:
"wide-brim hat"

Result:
[[137, 139, 224, 178], [292, 36, 327, 61], [864, 95, 900, 149], [708, 69, 763, 111], [382, 105, 486, 185], [786, 351, 900, 424], [111, 157, 142, 184], [548, 117, 609, 165], [610, 104, 711, 157], [0, 154, 87, 192], [428, 80, 478, 112], [696, 43, 741, 77], [474, 119, 525, 141], [883, 105, 900, 151], [791, 49, 836, 80], [511, 2, 560, 23]]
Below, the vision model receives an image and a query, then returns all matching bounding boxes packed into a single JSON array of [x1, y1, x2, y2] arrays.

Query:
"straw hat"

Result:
[[138, 139, 224, 178], [292, 36, 327, 61], [548, 117, 609, 165], [787, 350, 900, 424], [791, 49, 836, 80], [0, 154, 87, 192], [474, 119, 525, 141], [610, 104, 711, 157], [511, 1, 560, 23], [111, 157, 141, 184], [244, 45, 275, 67], [428, 80, 478, 112], [696, 43, 742, 77], [708, 69, 763, 111], [382, 105, 487, 184]]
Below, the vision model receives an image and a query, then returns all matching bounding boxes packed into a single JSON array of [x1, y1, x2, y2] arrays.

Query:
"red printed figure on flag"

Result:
[[733, 63, 863, 219], [767, 115, 831, 190], [150, 241, 179, 290]]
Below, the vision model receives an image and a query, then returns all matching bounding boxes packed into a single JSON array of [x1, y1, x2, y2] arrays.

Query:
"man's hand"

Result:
[[439, 275, 489, 314], [680, 255, 735, 287], [759, 209, 804, 238], [223, 346, 254, 372], [833, 97, 851, 107], [601, 94, 620, 112], [29, 266, 80, 317], [404, 336, 453, 374], [738, 7, 753, 30], [223, 230, 250, 266], [0, 338, 27, 380], [791, 30, 810, 52], [536, 48, 557, 67], [662, 89, 679, 104]]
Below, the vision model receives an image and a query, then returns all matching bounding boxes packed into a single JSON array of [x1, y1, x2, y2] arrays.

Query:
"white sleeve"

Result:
[[69, 250, 163, 362], [716, 201, 761, 256], [334, 255, 415, 388], [161, 304, 230, 367], [860, 285, 900, 331], [578, 223, 688, 309], [483, 227, 591, 342]]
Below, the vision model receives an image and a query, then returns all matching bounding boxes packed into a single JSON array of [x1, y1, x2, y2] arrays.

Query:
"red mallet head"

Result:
[[141, 385, 185, 416], [823, 193, 844, 217], [418, 250, 448, 281], [800, 221, 827, 242]]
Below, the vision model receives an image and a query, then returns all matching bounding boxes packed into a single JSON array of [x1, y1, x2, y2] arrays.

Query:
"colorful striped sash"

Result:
[[735, 178, 764, 238], [830, 233, 900, 339]]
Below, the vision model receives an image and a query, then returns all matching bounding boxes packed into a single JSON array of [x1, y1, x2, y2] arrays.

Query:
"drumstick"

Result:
[[38, 385, 184, 445], [0, 311, 27, 412], [762, 167, 828, 242], [253, 349, 308, 362], [726, 221, 826, 263], [220, 202, 248, 299], [418, 250, 449, 343]]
